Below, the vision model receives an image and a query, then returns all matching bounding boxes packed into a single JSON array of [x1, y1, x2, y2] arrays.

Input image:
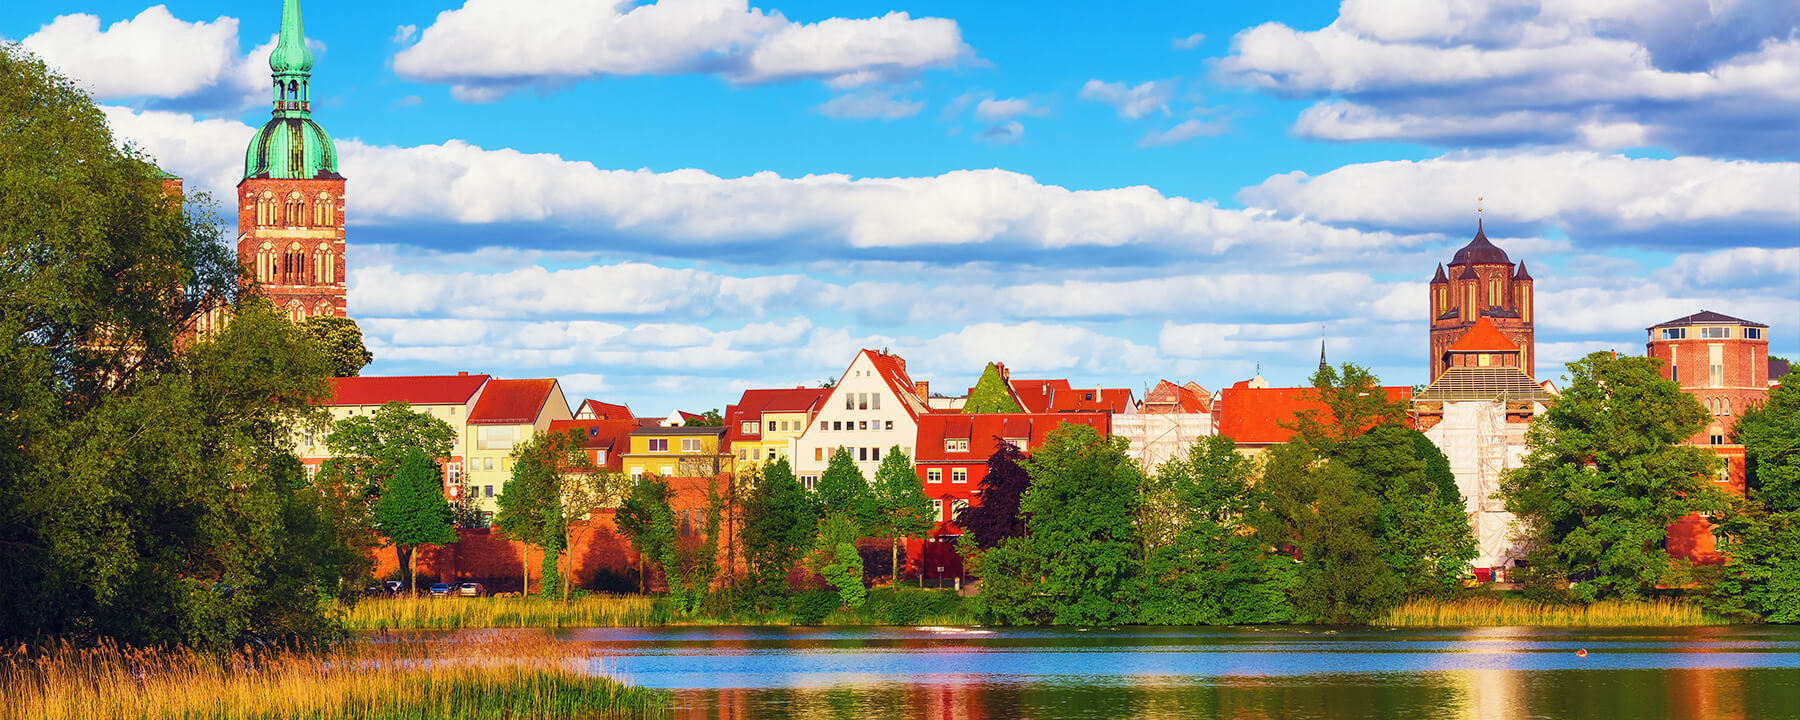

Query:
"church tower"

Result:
[[1428, 217, 1534, 380], [238, 0, 346, 322]]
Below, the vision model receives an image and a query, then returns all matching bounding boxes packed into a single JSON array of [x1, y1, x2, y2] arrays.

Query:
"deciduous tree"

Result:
[[299, 315, 373, 377], [740, 458, 816, 604], [373, 449, 458, 594], [871, 445, 932, 586], [954, 440, 1031, 549]]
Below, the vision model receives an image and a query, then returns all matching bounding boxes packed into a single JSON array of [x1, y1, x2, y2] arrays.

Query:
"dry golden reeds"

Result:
[[0, 632, 667, 720], [1382, 597, 1722, 627], [345, 595, 665, 630]]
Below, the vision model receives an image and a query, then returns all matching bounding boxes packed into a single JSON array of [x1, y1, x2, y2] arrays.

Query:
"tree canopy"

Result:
[[299, 315, 373, 377], [1707, 372, 1800, 622], [1501, 352, 1725, 602], [954, 440, 1031, 549], [964, 363, 1024, 414], [740, 458, 817, 604], [373, 449, 458, 593]]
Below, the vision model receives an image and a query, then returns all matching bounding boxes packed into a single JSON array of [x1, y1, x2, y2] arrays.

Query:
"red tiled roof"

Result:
[[914, 412, 1111, 463], [825, 349, 928, 420], [546, 418, 639, 471], [1048, 387, 1135, 413], [469, 379, 561, 425], [724, 387, 829, 443], [575, 399, 634, 420], [1144, 380, 1210, 414], [324, 374, 488, 407], [1447, 317, 1519, 353], [1215, 385, 1411, 445], [1009, 379, 1071, 413]]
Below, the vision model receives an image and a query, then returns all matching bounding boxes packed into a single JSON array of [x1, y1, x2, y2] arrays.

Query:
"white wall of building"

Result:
[[794, 352, 921, 484]]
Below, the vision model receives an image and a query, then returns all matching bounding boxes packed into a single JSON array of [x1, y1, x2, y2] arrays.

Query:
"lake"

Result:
[[421, 625, 1800, 719]]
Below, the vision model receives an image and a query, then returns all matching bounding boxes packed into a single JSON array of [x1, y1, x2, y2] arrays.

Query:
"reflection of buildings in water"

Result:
[[674, 687, 748, 720], [1454, 669, 1522, 720], [1668, 668, 1745, 720]]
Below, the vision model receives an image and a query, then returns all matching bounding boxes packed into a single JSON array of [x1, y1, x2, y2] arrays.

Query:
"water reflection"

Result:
[[394, 625, 1800, 719]]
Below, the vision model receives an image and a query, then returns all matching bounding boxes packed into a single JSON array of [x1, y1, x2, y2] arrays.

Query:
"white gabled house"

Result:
[[793, 349, 931, 488]]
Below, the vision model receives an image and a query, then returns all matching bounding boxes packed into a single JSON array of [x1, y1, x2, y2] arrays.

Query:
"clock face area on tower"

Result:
[[1428, 220, 1535, 382], [236, 0, 347, 323]]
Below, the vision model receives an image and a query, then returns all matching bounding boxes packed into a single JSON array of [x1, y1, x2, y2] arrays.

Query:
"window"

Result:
[[681, 438, 703, 453], [1711, 433, 1725, 445], [478, 426, 518, 451], [952, 499, 968, 516], [484, 485, 494, 498], [872, 447, 881, 461], [446, 463, 463, 483], [856, 421, 866, 431], [1003, 438, 1026, 451], [742, 422, 756, 434], [1745, 327, 1763, 340], [801, 476, 817, 491], [1710, 344, 1724, 388], [885, 420, 894, 430], [631, 468, 643, 480], [815, 447, 823, 462], [872, 393, 880, 410], [859, 447, 869, 461], [484, 458, 495, 471], [739, 448, 749, 461], [1701, 326, 1731, 339], [1478, 353, 1492, 367], [649, 438, 669, 452], [932, 499, 944, 520], [661, 465, 674, 476], [858, 393, 869, 410], [1713, 529, 1732, 551], [752, 448, 761, 461], [833, 421, 842, 431], [846, 394, 855, 410], [952, 469, 967, 483], [944, 438, 969, 452], [927, 469, 942, 483], [1661, 328, 1687, 340]]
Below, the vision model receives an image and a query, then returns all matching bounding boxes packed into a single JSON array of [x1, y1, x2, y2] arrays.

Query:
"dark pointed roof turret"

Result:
[[1450, 218, 1511, 266], [1432, 263, 1448, 283], [1514, 261, 1532, 281], [1458, 264, 1479, 280]]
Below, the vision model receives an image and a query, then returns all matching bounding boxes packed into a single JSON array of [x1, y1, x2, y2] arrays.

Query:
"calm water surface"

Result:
[[427, 625, 1800, 719]]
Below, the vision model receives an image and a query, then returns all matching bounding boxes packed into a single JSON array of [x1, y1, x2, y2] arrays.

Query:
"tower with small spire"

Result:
[[1428, 206, 1535, 381], [237, 0, 346, 322]]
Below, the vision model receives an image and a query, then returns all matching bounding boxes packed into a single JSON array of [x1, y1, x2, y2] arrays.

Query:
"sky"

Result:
[[6, 0, 1798, 414]]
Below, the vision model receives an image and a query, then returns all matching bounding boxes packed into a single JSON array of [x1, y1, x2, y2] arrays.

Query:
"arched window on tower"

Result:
[[313, 193, 334, 226], [257, 191, 278, 226], [286, 300, 305, 324], [313, 299, 334, 318], [284, 191, 307, 228], [283, 242, 305, 285], [313, 243, 336, 284], [257, 242, 275, 283]]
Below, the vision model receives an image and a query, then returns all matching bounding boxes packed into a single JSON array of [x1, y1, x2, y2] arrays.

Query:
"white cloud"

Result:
[[21, 6, 266, 110], [1138, 118, 1229, 147], [1660, 247, 1800, 291], [976, 120, 1024, 144], [391, 24, 417, 44], [1215, 0, 1800, 155], [1172, 33, 1205, 50], [1239, 151, 1800, 246], [974, 96, 1046, 121], [815, 90, 923, 119], [915, 322, 1164, 376], [390, 0, 971, 101], [1078, 78, 1176, 119], [349, 261, 808, 319]]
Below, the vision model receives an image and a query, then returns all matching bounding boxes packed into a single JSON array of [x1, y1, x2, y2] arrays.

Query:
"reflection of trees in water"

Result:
[[669, 668, 1785, 720]]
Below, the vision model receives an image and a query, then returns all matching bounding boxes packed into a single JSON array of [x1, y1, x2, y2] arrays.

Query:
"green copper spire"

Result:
[[243, 0, 340, 181], [269, 0, 314, 75]]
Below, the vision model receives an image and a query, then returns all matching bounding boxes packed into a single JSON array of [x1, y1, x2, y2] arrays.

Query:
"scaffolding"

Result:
[[1115, 413, 1213, 472]]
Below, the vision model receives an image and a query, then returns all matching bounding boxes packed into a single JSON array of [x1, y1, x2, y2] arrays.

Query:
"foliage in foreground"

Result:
[[1, 635, 667, 720], [344, 589, 974, 630], [1705, 372, 1800, 623]]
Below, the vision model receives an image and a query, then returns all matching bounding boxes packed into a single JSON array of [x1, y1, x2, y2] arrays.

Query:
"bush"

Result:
[[787, 590, 839, 625]]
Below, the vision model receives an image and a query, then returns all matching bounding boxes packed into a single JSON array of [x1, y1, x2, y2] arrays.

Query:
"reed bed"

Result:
[[1383, 597, 1723, 627], [347, 595, 665, 630], [1, 633, 668, 720]]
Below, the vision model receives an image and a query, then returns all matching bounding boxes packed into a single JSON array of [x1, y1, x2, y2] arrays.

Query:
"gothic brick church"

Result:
[[236, 0, 346, 322], [1427, 218, 1534, 380]]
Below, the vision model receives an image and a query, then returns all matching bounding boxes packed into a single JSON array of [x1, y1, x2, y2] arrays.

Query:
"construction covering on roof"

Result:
[[1416, 367, 1553, 402]]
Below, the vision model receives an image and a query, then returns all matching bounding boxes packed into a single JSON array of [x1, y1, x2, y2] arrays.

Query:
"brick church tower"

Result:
[[237, 0, 346, 322], [1428, 217, 1534, 380]]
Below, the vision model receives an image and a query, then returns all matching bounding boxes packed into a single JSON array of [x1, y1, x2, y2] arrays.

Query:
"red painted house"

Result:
[[910, 412, 1111, 579], [1214, 379, 1413, 454]]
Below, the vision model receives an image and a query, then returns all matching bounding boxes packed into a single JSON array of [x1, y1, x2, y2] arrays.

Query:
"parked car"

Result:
[[428, 582, 453, 598], [458, 582, 486, 598], [384, 580, 404, 595]]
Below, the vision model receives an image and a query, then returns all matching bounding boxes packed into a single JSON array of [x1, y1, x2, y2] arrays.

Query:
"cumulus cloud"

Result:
[[1172, 33, 1205, 50], [814, 90, 923, 119], [974, 96, 1046, 121], [1078, 78, 1176, 119], [390, 0, 972, 101], [21, 6, 269, 112], [1138, 118, 1229, 147], [1239, 151, 1800, 249], [1215, 0, 1800, 157], [350, 262, 809, 318]]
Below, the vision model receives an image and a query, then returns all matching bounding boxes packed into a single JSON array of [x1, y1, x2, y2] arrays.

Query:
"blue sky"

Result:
[[7, 0, 1798, 413]]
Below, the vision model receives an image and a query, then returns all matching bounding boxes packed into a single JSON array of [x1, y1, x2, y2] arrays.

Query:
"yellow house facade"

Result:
[[621, 426, 731, 479], [463, 378, 573, 518], [723, 387, 828, 470], [297, 373, 491, 494]]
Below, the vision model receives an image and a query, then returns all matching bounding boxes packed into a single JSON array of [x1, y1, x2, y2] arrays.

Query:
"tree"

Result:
[[1707, 373, 1800, 621], [1137, 436, 1296, 625], [320, 401, 456, 496], [373, 449, 458, 594], [871, 445, 932, 586], [1501, 352, 1726, 602], [964, 363, 1024, 414], [815, 513, 867, 610], [954, 440, 1031, 549], [1289, 362, 1409, 455], [816, 447, 876, 532], [1, 47, 358, 646], [299, 315, 373, 377], [684, 409, 724, 427], [509, 429, 612, 604], [991, 424, 1143, 625], [740, 458, 817, 604], [1254, 441, 1400, 623], [493, 449, 557, 594], [615, 474, 677, 594]]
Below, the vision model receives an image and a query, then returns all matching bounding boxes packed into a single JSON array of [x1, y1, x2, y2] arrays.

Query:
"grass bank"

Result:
[[346, 588, 976, 630], [2, 634, 668, 720], [1382, 597, 1725, 627]]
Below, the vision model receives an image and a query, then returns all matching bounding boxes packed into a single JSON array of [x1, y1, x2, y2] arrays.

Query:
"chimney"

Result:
[[458, 371, 468, 376], [915, 380, 930, 397]]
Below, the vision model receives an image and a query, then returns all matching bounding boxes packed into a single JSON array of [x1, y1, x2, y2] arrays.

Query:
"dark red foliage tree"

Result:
[[955, 440, 1032, 548]]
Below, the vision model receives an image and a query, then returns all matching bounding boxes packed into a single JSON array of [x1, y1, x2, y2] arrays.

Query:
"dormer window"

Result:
[[944, 438, 969, 452]]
